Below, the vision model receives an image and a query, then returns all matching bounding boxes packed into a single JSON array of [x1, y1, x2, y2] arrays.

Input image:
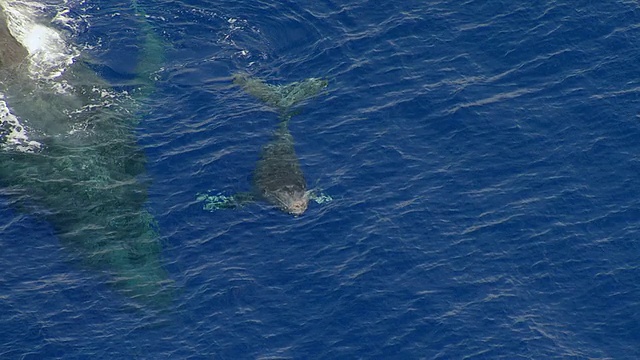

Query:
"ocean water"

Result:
[[1, 0, 640, 358]]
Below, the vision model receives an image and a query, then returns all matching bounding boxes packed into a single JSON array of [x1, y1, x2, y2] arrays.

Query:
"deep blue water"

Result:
[[2, 0, 640, 358]]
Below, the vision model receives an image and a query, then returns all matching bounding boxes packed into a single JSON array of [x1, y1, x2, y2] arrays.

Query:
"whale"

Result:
[[0, 2, 172, 306], [201, 73, 328, 216]]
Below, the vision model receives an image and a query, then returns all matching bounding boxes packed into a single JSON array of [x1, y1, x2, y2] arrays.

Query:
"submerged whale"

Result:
[[225, 73, 327, 215], [0, 3, 172, 306]]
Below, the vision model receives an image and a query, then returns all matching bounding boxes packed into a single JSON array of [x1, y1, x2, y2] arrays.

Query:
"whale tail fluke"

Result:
[[232, 73, 328, 115]]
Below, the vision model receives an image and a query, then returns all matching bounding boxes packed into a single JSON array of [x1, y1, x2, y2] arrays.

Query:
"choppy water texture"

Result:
[[2, 0, 640, 358]]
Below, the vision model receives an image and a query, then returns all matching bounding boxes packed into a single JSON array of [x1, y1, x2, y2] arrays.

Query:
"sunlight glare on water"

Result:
[[24, 23, 59, 55]]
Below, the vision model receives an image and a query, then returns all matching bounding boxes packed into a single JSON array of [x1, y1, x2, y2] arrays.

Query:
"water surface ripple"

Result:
[[1, 0, 640, 358]]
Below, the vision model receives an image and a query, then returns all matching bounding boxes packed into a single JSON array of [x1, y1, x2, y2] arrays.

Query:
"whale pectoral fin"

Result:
[[308, 191, 333, 204], [196, 191, 256, 211]]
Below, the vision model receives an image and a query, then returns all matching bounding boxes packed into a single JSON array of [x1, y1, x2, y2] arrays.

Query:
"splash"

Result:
[[0, 96, 41, 152], [0, 1, 125, 151], [1, 0, 79, 81]]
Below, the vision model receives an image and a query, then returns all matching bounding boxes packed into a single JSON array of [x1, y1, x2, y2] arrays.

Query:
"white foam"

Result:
[[0, 96, 41, 153], [0, 0, 128, 147], [1, 0, 79, 82]]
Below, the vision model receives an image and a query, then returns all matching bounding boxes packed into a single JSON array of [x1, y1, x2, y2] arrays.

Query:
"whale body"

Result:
[[232, 73, 327, 215], [0, 3, 172, 306]]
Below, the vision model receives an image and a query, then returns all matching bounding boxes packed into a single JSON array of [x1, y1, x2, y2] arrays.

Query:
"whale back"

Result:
[[0, 5, 27, 70], [253, 125, 308, 214]]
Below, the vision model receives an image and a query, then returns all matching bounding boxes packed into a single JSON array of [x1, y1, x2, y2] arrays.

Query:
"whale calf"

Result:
[[0, 2, 172, 306], [199, 73, 327, 216]]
